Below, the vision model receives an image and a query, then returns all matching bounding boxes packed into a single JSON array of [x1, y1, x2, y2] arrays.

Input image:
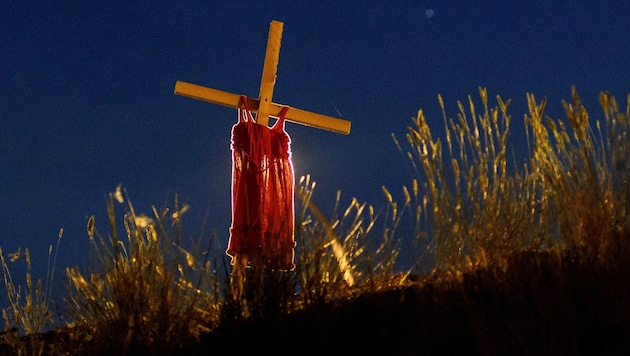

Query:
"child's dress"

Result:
[[226, 96, 295, 270]]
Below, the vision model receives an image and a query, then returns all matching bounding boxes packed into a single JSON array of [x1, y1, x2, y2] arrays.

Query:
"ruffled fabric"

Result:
[[226, 97, 295, 270]]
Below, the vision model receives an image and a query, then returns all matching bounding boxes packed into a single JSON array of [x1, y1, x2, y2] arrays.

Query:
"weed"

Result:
[[1, 229, 62, 353], [2, 87, 630, 354], [64, 189, 221, 355], [392, 86, 630, 274]]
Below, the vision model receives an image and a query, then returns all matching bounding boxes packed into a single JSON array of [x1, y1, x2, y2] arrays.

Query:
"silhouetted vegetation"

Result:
[[2, 88, 630, 355]]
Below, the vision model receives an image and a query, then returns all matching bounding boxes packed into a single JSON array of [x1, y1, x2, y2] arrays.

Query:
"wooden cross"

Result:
[[174, 20, 351, 301], [174, 20, 351, 135]]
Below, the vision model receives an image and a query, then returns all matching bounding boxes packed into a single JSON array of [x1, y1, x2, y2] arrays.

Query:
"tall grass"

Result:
[[63, 188, 221, 354], [526, 88, 630, 260], [2, 87, 630, 354], [392, 86, 630, 273], [393, 87, 538, 272], [1, 229, 62, 354], [294, 174, 404, 306]]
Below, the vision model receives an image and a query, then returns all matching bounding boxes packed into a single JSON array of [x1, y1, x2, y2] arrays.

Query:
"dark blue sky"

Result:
[[2, 0, 630, 294]]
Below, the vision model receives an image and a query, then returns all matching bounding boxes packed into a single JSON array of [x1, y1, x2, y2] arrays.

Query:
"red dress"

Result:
[[226, 97, 295, 270]]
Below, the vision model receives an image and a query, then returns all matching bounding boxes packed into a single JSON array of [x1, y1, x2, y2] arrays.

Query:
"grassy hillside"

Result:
[[198, 247, 630, 355], [2, 87, 630, 355]]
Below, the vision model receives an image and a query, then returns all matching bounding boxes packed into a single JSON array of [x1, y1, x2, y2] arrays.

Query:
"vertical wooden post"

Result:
[[256, 20, 283, 126], [229, 20, 283, 303], [174, 19, 351, 306]]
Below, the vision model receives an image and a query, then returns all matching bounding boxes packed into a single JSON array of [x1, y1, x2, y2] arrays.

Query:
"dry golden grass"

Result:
[[393, 87, 630, 275], [1, 229, 61, 354], [61, 190, 222, 355], [2, 87, 630, 355]]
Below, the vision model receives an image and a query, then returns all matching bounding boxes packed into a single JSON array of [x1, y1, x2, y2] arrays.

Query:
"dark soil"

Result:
[[193, 250, 630, 356], [4, 248, 630, 355]]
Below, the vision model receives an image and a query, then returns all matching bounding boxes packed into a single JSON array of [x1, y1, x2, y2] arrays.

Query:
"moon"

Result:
[[425, 9, 435, 18]]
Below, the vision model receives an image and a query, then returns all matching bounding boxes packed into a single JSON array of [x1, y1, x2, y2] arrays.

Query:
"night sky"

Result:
[[2, 1, 630, 303]]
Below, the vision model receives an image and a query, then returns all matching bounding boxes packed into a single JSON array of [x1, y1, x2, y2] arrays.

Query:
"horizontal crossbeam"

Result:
[[174, 80, 351, 135]]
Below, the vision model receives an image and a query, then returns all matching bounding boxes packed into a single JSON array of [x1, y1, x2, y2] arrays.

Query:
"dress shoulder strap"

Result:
[[271, 106, 290, 132], [237, 96, 255, 123]]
